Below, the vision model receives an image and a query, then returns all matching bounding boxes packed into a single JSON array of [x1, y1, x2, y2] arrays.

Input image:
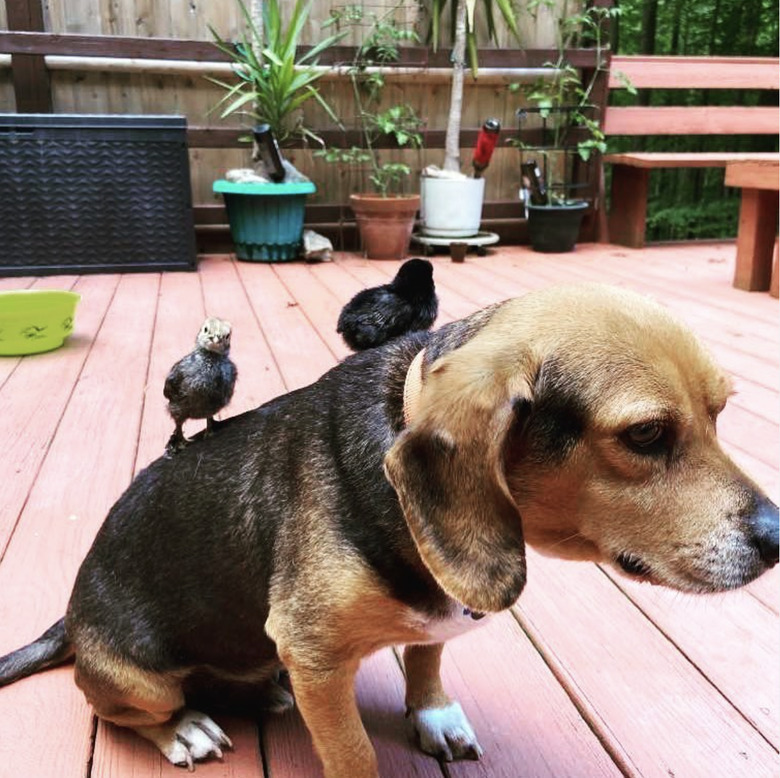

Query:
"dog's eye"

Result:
[[621, 422, 666, 454]]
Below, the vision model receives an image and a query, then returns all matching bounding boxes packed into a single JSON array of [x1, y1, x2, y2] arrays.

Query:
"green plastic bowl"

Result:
[[0, 290, 81, 356]]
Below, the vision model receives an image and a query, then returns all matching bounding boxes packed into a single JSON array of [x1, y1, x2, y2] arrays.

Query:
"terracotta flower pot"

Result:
[[350, 193, 420, 260]]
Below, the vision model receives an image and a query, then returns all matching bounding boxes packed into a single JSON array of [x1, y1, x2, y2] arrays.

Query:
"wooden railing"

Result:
[[605, 55, 779, 136], [601, 54, 779, 294]]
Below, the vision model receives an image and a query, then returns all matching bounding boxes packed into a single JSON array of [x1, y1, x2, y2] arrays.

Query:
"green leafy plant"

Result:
[[316, 3, 424, 197], [208, 0, 347, 145], [509, 2, 633, 203]]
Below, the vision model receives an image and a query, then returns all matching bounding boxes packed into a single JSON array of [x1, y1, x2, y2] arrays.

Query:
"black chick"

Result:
[[337, 258, 438, 351], [164, 317, 237, 456]]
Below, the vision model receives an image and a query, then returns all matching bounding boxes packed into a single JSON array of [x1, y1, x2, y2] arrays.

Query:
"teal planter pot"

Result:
[[213, 179, 316, 262]]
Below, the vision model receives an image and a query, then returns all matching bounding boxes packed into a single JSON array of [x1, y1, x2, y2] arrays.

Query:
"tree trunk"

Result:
[[611, 0, 621, 53], [443, 1, 468, 173], [670, 0, 685, 53], [638, 0, 658, 110], [640, 0, 658, 55]]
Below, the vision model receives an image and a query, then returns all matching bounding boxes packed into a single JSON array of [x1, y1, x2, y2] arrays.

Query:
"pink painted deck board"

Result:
[[516, 551, 779, 778], [0, 274, 120, 556], [0, 274, 160, 778], [0, 243, 776, 778]]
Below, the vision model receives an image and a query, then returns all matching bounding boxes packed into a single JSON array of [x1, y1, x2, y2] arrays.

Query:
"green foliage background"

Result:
[[608, 0, 779, 241]]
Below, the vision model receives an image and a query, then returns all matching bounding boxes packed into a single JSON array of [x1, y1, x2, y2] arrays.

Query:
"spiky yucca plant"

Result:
[[209, 0, 347, 145]]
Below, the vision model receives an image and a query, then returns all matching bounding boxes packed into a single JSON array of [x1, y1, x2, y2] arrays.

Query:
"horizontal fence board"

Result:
[[0, 32, 601, 69], [603, 106, 779, 136], [186, 127, 591, 150], [609, 55, 780, 90]]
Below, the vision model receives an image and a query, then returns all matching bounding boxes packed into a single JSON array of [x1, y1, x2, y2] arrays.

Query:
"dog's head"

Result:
[[385, 284, 778, 613]]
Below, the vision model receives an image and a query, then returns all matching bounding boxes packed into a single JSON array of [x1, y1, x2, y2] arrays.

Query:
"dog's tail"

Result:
[[0, 618, 74, 687]]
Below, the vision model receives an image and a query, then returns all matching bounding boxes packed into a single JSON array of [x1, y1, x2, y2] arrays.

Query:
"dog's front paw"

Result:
[[407, 701, 483, 762], [153, 709, 233, 770]]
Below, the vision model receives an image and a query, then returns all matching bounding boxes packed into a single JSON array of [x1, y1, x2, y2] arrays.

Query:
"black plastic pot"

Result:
[[527, 201, 588, 253]]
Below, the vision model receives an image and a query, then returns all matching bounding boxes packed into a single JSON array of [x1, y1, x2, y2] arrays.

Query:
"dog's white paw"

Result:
[[149, 709, 233, 770], [408, 701, 483, 762]]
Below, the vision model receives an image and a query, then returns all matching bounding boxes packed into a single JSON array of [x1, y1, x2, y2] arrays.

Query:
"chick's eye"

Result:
[[622, 421, 665, 453]]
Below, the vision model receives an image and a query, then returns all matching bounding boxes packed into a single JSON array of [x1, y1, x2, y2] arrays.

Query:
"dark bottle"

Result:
[[472, 118, 501, 178], [521, 160, 548, 205], [252, 124, 286, 182]]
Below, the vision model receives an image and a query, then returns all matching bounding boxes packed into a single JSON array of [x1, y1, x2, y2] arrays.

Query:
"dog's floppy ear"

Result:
[[384, 347, 533, 613]]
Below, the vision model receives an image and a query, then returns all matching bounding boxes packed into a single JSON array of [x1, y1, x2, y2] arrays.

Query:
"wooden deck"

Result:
[[0, 242, 777, 778]]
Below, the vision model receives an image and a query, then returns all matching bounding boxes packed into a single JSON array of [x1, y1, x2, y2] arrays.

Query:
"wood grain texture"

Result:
[[732, 189, 780, 292], [0, 274, 114, 558], [605, 152, 779, 170], [0, 245, 776, 778], [515, 550, 780, 778], [441, 614, 624, 778], [603, 570, 780, 748], [0, 274, 159, 778], [610, 56, 780, 90], [603, 106, 779, 136], [725, 159, 780, 191]]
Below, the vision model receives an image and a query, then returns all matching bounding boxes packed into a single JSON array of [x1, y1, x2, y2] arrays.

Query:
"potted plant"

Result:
[[318, 5, 424, 260], [419, 0, 520, 239], [208, 0, 346, 261], [509, 3, 621, 253]]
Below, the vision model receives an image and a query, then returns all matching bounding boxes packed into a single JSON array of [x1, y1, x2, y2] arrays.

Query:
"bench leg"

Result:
[[732, 188, 780, 292], [770, 239, 779, 299], [608, 165, 649, 248]]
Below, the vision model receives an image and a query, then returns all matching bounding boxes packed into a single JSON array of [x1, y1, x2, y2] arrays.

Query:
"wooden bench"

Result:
[[602, 56, 779, 251], [725, 157, 779, 293]]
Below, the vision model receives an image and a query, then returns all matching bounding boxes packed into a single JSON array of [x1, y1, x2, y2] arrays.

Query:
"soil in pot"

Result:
[[527, 201, 588, 253], [350, 194, 420, 260]]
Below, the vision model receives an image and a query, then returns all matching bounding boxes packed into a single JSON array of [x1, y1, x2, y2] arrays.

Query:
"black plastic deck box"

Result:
[[0, 114, 197, 276]]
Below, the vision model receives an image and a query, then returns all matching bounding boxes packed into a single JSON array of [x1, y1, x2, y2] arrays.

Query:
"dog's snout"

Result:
[[748, 494, 779, 567]]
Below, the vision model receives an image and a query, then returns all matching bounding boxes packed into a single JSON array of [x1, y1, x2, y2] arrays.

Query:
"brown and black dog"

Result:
[[0, 284, 777, 777]]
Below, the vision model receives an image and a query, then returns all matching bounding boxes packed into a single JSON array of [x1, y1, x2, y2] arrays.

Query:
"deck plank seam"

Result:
[[507, 605, 639, 778], [84, 710, 99, 778], [130, 272, 162, 477], [595, 564, 779, 753], [270, 263, 345, 363], [0, 274, 122, 564], [231, 258, 293, 394]]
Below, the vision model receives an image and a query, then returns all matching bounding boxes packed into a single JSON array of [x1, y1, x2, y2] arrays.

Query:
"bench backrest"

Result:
[[604, 56, 779, 136]]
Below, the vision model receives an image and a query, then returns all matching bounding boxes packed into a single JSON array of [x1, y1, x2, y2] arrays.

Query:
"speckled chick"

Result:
[[164, 317, 237, 455], [337, 258, 439, 351]]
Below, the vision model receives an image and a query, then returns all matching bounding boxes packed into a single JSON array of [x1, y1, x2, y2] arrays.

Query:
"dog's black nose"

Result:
[[749, 494, 779, 566]]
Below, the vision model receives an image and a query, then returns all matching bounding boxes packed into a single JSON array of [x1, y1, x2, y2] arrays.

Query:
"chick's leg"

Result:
[[164, 418, 189, 457]]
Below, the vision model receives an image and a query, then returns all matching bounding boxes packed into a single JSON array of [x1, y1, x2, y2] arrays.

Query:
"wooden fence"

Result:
[[1, 0, 612, 248]]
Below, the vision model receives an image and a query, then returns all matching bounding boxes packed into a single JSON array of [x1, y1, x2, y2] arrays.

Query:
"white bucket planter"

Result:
[[420, 176, 486, 238]]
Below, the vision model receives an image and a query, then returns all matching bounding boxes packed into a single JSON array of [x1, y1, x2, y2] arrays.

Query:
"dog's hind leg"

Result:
[[74, 654, 232, 769], [403, 643, 482, 762]]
